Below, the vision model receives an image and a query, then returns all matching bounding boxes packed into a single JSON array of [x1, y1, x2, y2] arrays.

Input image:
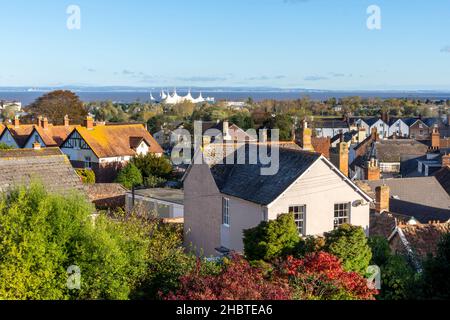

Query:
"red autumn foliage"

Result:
[[165, 254, 292, 300], [280, 252, 378, 300]]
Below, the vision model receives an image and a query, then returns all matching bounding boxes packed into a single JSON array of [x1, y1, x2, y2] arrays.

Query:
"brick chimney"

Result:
[[302, 120, 314, 152], [337, 141, 349, 177], [431, 127, 440, 150], [375, 185, 390, 213], [381, 111, 389, 125], [14, 116, 20, 128], [37, 116, 43, 127], [64, 115, 70, 127], [84, 116, 94, 130], [366, 158, 381, 181], [442, 154, 450, 167], [371, 127, 378, 141], [33, 142, 41, 150], [42, 117, 49, 130]]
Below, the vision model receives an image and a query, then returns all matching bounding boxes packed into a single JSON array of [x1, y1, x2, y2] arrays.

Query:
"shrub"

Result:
[[0, 143, 13, 150], [75, 169, 96, 184], [368, 236, 391, 267], [132, 154, 172, 180], [243, 214, 300, 262], [144, 175, 167, 188], [324, 224, 372, 275], [116, 163, 143, 189], [165, 254, 292, 300], [280, 252, 377, 300]]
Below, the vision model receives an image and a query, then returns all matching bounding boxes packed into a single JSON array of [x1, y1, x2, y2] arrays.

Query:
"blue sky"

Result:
[[0, 0, 450, 90]]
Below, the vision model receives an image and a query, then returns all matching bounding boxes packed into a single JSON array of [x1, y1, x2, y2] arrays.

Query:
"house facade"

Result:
[[388, 119, 410, 138], [184, 145, 372, 256]]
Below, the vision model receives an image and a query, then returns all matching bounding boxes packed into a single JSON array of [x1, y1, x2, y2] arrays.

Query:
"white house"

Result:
[[388, 119, 410, 138], [356, 118, 389, 139], [184, 144, 372, 256]]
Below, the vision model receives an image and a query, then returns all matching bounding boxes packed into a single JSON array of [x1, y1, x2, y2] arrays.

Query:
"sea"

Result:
[[1, 90, 450, 105]]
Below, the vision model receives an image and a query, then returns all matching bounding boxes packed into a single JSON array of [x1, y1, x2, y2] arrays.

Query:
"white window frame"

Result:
[[289, 205, 306, 236], [334, 202, 351, 229], [222, 197, 230, 227]]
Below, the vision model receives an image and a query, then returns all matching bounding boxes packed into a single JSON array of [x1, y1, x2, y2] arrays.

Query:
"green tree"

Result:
[[75, 169, 96, 184], [243, 214, 300, 262], [0, 184, 150, 300], [26, 90, 88, 125], [116, 163, 143, 189], [324, 224, 372, 275], [0, 143, 13, 150], [132, 154, 173, 180]]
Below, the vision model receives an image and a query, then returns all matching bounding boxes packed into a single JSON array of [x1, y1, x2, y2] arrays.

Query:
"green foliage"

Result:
[[368, 236, 392, 266], [379, 255, 416, 300], [75, 169, 96, 184], [132, 153, 172, 180], [262, 114, 294, 141], [421, 233, 450, 299], [295, 236, 325, 258], [116, 163, 143, 189], [144, 175, 167, 188], [0, 184, 151, 300], [243, 214, 300, 262], [0, 143, 13, 150], [324, 224, 372, 275]]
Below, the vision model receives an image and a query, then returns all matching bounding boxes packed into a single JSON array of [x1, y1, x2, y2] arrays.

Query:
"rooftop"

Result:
[[130, 188, 184, 205]]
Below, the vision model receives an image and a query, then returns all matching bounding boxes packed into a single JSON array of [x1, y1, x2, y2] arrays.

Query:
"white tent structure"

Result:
[[158, 89, 215, 105]]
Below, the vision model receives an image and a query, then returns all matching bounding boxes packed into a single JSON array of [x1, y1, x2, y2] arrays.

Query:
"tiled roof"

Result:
[[398, 222, 450, 259], [86, 183, 127, 208], [312, 137, 331, 159], [209, 146, 322, 205], [73, 124, 163, 158], [363, 177, 450, 223], [0, 148, 85, 194], [7, 124, 34, 147]]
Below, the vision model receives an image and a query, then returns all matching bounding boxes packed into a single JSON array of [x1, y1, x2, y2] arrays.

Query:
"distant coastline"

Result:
[[1, 87, 450, 105]]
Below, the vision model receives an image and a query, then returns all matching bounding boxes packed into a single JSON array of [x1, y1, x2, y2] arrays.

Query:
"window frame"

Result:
[[84, 156, 92, 169], [222, 197, 230, 227], [289, 205, 306, 236], [334, 202, 351, 229]]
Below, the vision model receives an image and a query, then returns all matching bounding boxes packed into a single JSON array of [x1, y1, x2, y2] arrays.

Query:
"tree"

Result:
[[421, 233, 450, 299], [324, 224, 372, 275], [165, 254, 292, 300], [27, 90, 88, 125], [280, 252, 377, 300], [0, 184, 151, 300], [243, 214, 300, 262], [75, 169, 96, 184], [132, 154, 173, 180], [116, 163, 143, 189], [0, 143, 13, 150]]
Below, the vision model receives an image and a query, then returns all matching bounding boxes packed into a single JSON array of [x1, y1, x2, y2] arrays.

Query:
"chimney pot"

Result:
[[64, 115, 70, 127], [14, 116, 20, 128], [42, 117, 49, 130], [84, 116, 94, 130]]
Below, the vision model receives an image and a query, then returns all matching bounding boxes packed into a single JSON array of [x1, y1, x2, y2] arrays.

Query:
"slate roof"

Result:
[[375, 140, 429, 163], [364, 118, 385, 127], [72, 124, 163, 158], [314, 119, 349, 129], [435, 166, 450, 196], [363, 177, 450, 223], [209, 146, 322, 205], [0, 148, 85, 194]]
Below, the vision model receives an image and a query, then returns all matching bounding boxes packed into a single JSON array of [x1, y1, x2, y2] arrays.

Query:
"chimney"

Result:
[[33, 142, 41, 150], [442, 154, 450, 167], [42, 117, 49, 130], [84, 116, 94, 130], [302, 120, 314, 152], [375, 185, 390, 213], [223, 120, 231, 141], [64, 115, 70, 127], [381, 111, 389, 125], [366, 158, 381, 181], [37, 116, 43, 127], [371, 127, 378, 141], [431, 127, 440, 150], [14, 116, 20, 128], [337, 141, 349, 177]]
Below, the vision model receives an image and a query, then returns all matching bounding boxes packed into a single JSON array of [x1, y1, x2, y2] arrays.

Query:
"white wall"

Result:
[[388, 120, 409, 137]]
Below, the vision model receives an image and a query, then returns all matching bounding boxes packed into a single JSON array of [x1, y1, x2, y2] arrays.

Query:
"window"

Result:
[[289, 205, 306, 235], [84, 156, 92, 169], [222, 198, 230, 226], [334, 203, 350, 229]]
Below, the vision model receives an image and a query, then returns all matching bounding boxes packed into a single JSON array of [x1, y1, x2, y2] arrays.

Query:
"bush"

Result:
[[144, 175, 167, 188], [75, 169, 96, 184], [243, 214, 300, 262], [0, 143, 13, 150], [116, 163, 143, 189], [379, 255, 416, 300], [324, 224, 372, 275], [0, 184, 150, 300], [165, 254, 292, 300], [280, 252, 377, 300], [132, 154, 173, 180], [368, 236, 392, 267]]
